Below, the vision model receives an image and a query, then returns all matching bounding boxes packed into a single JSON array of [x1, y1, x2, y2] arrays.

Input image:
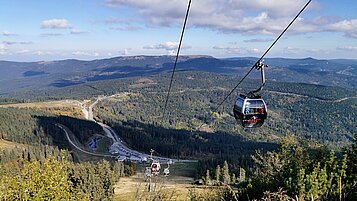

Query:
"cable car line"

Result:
[[213, 0, 312, 113], [197, 0, 312, 129], [161, 0, 192, 124], [160, 0, 311, 128]]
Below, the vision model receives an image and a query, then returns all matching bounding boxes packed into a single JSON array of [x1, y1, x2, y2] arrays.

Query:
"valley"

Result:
[[1, 70, 356, 160], [0, 69, 356, 200]]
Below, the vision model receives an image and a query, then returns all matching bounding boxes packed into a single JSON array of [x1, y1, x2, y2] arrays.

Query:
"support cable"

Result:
[[161, 0, 192, 124], [199, 0, 312, 129], [213, 0, 312, 112]]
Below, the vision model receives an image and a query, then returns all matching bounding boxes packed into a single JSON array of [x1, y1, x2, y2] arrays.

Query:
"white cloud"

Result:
[[143, 41, 191, 51], [3, 41, 17, 45], [41, 19, 71, 29], [72, 51, 92, 56], [105, 16, 133, 24], [328, 19, 357, 32], [41, 33, 63, 37], [143, 41, 191, 55], [2, 41, 32, 45], [327, 19, 357, 39], [213, 45, 261, 55], [2, 30, 17, 36], [244, 38, 274, 43], [281, 46, 329, 56], [34, 51, 52, 56], [336, 46, 357, 51], [16, 49, 30, 54], [72, 51, 100, 57], [120, 48, 130, 55], [283, 46, 300, 54], [248, 48, 261, 54], [213, 46, 245, 54], [70, 28, 87, 34], [306, 48, 329, 55], [110, 26, 142, 31], [19, 41, 33, 45], [0, 43, 8, 54]]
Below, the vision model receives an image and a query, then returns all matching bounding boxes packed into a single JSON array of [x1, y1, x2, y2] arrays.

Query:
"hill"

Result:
[[1, 56, 356, 95], [82, 71, 356, 149], [4, 70, 354, 149]]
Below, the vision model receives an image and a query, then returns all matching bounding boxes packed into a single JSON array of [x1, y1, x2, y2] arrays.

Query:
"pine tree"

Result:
[[222, 161, 230, 184], [0, 154, 74, 200], [112, 161, 122, 181], [238, 167, 246, 183], [345, 134, 357, 200], [215, 165, 221, 185], [205, 169, 211, 186], [231, 173, 236, 185], [297, 168, 306, 200]]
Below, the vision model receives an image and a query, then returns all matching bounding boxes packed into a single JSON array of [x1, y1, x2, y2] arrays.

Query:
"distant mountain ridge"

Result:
[[0, 55, 356, 95]]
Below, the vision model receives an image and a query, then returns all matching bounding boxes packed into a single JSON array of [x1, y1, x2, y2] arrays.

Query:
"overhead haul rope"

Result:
[[213, 0, 312, 112], [161, 0, 311, 126], [197, 0, 312, 129], [161, 0, 192, 123]]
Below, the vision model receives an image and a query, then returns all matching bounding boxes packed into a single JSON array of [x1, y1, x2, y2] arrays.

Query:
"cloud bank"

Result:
[[105, 0, 357, 38]]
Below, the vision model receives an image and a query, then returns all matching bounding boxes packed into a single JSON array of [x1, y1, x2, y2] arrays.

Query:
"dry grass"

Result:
[[129, 78, 157, 89], [0, 139, 29, 150], [198, 124, 214, 133], [114, 162, 201, 201], [0, 100, 81, 109], [114, 173, 199, 201], [0, 100, 84, 117]]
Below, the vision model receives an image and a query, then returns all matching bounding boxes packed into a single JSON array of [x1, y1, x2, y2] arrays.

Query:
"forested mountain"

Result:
[[0, 66, 356, 200], [80, 71, 356, 148], [2, 70, 355, 149], [1, 56, 356, 95], [0, 107, 103, 148]]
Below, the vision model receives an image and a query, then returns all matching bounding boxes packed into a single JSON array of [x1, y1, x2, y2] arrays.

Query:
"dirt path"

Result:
[[266, 90, 357, 102]]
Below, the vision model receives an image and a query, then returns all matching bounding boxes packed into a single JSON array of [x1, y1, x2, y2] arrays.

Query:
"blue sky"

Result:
[[1, 0, 357, 61]]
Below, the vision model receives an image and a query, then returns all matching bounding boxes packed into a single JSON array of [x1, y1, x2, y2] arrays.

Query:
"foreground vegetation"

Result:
[[0, 150, 133, 200], [195, 135, 357, 201], [0, 106, 136, 200]]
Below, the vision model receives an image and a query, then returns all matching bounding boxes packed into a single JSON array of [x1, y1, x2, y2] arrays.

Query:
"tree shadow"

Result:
[[34, 115, 110, 162], [107, 119, 278, 161]]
